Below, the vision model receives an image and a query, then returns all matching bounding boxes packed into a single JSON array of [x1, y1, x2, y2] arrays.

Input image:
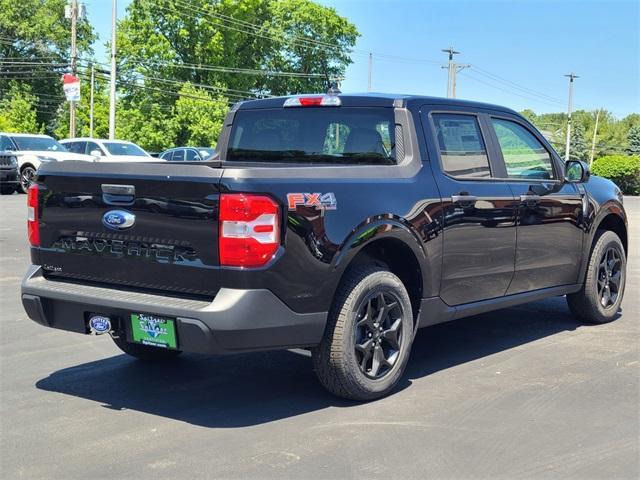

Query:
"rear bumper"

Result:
[[21, 265, 326, 354]]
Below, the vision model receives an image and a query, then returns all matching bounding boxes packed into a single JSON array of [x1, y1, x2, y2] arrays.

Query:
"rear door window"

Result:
[[491, 118, 556, 180], [172, 149, 185, 161], [227, 107, 396, 165], [185, 149, 199, 160], [65, 141, 87, 154], [432, 113, 491, 179]]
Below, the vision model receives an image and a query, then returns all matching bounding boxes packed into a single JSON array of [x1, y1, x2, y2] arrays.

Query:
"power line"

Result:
[[458, 70, 570, 109], [469, 64, 566, 105]]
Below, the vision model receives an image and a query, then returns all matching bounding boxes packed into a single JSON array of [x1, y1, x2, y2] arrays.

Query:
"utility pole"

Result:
[[589, 108, 601, 165], [89, 63, 95, 138], [441, 47, 470, 98], [69, 0, 78, 138], [564, 72, 579, 161], [108, 0, 117, 140], [367, 52, 372, 92]]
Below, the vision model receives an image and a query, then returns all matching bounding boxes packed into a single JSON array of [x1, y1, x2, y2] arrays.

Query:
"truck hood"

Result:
[[17, 150, 95, 163]]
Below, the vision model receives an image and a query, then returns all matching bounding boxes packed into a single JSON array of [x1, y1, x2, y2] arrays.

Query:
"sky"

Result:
[[86, 0, 639, 117]]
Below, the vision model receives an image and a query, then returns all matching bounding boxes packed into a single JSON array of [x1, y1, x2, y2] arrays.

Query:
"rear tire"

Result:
[[112, 335, 182, 361], [312, 265, 414, 401], [0, 185, 15, 195], [567, 230, 626, 324]]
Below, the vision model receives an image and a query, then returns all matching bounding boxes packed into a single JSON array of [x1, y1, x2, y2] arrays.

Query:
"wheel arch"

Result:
[[595, 212, 628, 255], [330, 218, 431, 323], [19, 161, 37, 172], [577, 204, 628, 284]]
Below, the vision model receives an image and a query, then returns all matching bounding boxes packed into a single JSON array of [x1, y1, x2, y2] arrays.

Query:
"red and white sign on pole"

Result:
[[62, 73, 81, 102]]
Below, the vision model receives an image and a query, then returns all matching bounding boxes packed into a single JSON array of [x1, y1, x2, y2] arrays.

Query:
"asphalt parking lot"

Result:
[[0, 192, 638, 480]]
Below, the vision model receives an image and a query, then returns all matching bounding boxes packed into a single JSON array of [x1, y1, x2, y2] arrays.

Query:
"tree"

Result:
[[626, 125, 640, 155], [556, 123, 588, 161], [261, 0, 360, 95], [174, 83, 229, 146], [568, 124, 588, 161], [0, 0, 96, 132], [116, 0, 359, 98], [0, 83, 43, 133], [116, 103, 177, 152]]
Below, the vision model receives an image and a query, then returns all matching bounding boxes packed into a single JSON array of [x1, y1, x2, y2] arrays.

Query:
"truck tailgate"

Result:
[[35, 161, 222, 297]]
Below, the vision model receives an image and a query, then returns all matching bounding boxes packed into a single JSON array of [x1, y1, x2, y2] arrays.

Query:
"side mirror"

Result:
[[565, 160, 590, 183], [90, 149, 103, 157]]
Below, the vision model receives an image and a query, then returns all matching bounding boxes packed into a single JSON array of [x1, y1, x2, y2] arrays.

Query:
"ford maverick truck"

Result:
[[21, 94, 628, 400]]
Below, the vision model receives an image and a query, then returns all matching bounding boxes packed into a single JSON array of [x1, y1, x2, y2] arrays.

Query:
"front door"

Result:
[[422, 109, 517, 306], [485, 115, 584, 294]]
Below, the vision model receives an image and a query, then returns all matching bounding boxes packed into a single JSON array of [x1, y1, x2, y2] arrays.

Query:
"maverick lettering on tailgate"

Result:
[[50, 236, 199, 264]]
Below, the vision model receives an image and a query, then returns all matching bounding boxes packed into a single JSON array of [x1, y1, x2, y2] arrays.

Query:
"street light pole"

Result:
[[441, 47, 470, 98], [108, 0, 117, 140], [69, 0, 78, 138], [589, 108, 601, 165], [89, 63, 95, 138]]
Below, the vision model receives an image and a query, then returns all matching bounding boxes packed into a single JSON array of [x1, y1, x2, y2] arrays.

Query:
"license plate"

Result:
[[130, 313, 178, 349]]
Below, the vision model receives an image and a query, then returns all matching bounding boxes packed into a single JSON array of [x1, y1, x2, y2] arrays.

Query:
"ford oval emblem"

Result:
[[89, 315, 112, 334], [102, 210, 135, 230]]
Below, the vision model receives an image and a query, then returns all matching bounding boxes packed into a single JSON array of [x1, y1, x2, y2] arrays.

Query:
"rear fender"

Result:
[[331, 216, 436, 297]]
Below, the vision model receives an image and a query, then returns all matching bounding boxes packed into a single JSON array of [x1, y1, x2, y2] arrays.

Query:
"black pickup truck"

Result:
[[21, 94, 628, 400]]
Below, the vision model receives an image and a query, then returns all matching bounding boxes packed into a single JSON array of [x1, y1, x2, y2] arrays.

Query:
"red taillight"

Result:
[[27, 183, 40, 247], [219, 194, 280, 267]]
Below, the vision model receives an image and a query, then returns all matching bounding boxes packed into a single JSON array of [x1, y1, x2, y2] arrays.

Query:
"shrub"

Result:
[[591, 155, 640, 195]]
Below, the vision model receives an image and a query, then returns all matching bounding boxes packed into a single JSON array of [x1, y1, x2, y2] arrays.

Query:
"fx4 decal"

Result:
[[287, 193, 337, 211]]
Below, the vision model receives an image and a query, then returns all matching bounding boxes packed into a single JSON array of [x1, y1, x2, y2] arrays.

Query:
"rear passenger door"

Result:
[[421, 107, 517, 306], [172, 149, 185, 161], [486, 114, 584, 293]]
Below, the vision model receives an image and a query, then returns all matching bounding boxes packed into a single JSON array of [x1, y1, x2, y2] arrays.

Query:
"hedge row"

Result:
[[591, 155, 640, 195]]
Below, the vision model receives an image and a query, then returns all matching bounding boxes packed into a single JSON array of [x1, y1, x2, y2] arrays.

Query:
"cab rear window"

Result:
[[227, 108, 396, 165]]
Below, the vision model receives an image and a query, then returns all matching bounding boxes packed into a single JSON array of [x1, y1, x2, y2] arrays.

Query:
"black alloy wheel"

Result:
[[354, 291, 404, 379], [597, 247, 622, 309]]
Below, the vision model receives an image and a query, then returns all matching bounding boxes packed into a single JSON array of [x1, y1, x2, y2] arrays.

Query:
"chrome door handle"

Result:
[[451, 194, 477, 207], [519, 194, 541, 206]]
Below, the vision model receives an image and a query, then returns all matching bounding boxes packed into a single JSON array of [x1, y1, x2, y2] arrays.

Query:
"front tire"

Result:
[[112, 335, 182, 361], [0, 185, 15, 195], [567, 230, 626, 324], [20, 166, 37, 193], [312, 265, 414, 401]]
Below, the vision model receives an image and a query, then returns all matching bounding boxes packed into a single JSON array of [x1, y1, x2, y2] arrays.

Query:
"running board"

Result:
[[418, 284, 582, 328]]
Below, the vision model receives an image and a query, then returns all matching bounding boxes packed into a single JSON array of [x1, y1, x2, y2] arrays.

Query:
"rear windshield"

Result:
[[227, 107, 396, 165]]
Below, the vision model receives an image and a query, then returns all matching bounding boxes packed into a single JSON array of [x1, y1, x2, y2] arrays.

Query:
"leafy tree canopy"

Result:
[[0, 0, 96, 129], [0, 83, 43, 133]]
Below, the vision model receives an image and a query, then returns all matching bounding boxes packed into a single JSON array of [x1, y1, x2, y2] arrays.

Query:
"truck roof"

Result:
[[235, 92, 520, 115]]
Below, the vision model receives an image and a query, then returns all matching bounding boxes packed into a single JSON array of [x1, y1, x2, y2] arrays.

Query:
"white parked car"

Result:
[[0, 133, 94, 193], [60, 138, 161, 163]]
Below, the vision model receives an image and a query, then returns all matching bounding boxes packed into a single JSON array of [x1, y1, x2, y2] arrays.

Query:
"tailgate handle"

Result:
[[102, 184, 135, 206]]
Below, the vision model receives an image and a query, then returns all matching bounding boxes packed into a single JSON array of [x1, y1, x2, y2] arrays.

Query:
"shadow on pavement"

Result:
[[36, 297, 583, 428]]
